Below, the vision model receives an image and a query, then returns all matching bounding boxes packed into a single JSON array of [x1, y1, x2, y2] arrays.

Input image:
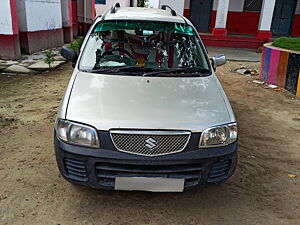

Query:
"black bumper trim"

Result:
[[54, 135, 238, 190]]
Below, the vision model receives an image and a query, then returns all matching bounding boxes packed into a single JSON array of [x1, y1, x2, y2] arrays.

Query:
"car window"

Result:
[[79, 21, 210, 76]]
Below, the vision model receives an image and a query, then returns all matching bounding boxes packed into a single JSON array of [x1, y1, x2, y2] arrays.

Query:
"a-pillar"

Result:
[[61, 0, 73, 43], [257, 0, 276, 40], [77, 0, 95, 35], [212, 0, 230, 36], [16, 0, 64, 54], [0, 0, 21, 60]]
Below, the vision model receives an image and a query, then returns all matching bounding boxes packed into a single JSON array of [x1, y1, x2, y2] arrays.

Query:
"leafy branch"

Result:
[[44, 50, 55, 69], [138, 0, 145, 7]]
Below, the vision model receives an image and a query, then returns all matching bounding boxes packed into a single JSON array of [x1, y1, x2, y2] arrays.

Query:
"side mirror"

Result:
[[211, 54, 226, 71], [60, 47, 78, 66]]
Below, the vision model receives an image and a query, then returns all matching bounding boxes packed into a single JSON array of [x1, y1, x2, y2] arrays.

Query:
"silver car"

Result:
[[55, 4, 238, 192]]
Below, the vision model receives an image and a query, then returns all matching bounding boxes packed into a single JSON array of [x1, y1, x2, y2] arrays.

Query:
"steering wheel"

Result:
[[100, 48, 133, 59]]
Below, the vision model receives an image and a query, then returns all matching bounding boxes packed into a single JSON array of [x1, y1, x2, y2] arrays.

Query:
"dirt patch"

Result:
[[0, 62, 299, 225], [0, 115, 16, 128]]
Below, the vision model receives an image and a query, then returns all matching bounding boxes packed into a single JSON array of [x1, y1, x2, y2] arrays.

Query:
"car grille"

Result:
[[95, 162, 202, 188], [110, 130, 191, 156], [64, 158, 88, 182], [208, 160, 231, 183]]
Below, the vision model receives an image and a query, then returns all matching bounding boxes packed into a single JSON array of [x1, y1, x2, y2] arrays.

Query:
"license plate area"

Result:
[[115, 177, 184, 192]]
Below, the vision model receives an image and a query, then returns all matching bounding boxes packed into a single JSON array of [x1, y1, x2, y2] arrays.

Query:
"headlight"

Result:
[[56, 120, 100, 148], [199, 123, 237, 148]]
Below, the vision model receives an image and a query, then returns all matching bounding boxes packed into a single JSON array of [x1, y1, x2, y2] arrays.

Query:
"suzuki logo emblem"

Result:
[[145, 138, 157, 149]]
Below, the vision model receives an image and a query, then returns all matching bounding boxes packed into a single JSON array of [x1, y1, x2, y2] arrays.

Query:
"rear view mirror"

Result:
[[212, 54, 226, 70], [60, 47, 78, 66]]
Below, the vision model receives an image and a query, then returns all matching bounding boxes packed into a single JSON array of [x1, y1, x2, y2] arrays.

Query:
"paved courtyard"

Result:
[[207, 46, 261, 62]]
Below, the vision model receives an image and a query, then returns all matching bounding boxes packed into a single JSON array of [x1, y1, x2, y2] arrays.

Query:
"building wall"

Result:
[[148, 0, 159, 8], [159, 0, 184, 15], [16, 0, 26, 32], [16, 0, 64, 54], [0, 0, 21, 59], [0, 1, 14, 35], [183, 0, 190, 17], [17, 0, 62, 32], [146, 0, 184, 15], [184, 0, 260, 35], [95, 0, 130, 16], [62, 0, 72, 27], [72, 0, 78, 37], [184, 0, 190, 9], [76, 0, 96, 34], [210, 0, 261, 35], [185, 0, 300, 37], [77, 0, 95, 23], [132, 0, 137, 6], [213, 0, 244, 12], [61, 0, 73, 42], [296, 0, 300, 14], [184, 0, 250, 31], [184, 0, 244, 15], [292, 0, 300, 36]]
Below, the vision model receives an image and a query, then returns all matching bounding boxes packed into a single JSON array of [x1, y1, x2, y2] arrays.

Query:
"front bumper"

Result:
[[54, 133, 238, 190]]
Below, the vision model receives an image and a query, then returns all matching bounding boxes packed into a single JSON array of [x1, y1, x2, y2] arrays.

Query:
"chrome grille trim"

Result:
[[110, 130, 191, 157]]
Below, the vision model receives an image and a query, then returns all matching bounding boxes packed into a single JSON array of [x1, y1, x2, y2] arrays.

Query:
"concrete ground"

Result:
[[207, 46, 261, 62]]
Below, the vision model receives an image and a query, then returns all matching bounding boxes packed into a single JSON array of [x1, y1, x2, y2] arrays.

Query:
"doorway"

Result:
[[190, 0, 214, 32], [271, 0, 297, 35]]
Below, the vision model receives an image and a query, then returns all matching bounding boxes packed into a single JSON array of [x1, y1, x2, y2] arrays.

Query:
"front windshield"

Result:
[[79, 21, 210, 75]]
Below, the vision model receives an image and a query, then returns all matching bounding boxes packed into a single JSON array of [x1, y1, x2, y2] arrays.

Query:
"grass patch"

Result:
[[272, 37, 300, 51], [68, 37, 84, 53]]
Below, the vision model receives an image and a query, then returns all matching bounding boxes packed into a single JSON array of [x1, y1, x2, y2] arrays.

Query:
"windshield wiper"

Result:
[[87, 65, 144, 73], [114, 65, 144, 71], [85, 66, 161, 74], [142, 68, 210, 77]]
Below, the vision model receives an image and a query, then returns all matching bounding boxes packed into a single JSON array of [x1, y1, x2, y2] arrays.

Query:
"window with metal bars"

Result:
[[243, 0, 263, 12]]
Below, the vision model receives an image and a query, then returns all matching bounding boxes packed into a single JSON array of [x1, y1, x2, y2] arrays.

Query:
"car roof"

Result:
[[98, 7, 186, 24]]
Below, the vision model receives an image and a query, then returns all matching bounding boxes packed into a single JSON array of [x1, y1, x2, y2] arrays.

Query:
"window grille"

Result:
[[243, 0, 263, 12]]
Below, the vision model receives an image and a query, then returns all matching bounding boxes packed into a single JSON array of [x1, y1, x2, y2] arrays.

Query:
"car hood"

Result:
[[66, 72, 231, 132]]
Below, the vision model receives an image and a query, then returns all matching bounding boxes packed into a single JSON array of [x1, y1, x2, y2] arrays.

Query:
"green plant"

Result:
[[137, 0, 145, 7], [69, 37, 84, 53], [44, 50, 55, 68], [272, 37, 300, 51]]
